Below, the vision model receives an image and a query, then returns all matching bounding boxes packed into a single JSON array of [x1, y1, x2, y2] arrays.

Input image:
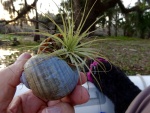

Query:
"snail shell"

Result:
[[20, 54, 79, 100]]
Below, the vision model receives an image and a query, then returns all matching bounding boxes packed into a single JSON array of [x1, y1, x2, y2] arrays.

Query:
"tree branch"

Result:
[[0, 0, 38, 24], [117, 0, 150, 13]]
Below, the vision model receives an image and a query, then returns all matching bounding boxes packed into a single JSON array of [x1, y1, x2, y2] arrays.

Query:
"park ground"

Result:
[[0, 34, 150, 75]]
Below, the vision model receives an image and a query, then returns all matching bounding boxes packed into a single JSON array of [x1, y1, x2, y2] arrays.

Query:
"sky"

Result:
[[0, 0, 137, 20], [0, 0, 61, 20]]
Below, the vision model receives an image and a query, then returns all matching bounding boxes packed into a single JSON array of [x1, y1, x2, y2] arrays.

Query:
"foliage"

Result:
[[122, 10, 150, 38]]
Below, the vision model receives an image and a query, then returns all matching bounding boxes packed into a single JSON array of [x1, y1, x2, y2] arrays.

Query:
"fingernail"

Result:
[[46, 107, 61, 113]]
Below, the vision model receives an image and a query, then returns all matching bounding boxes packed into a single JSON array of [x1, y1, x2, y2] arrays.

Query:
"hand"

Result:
[[0, 53, 89, 113]]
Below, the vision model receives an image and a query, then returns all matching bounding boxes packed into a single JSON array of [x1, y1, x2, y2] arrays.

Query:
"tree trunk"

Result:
[[80, 0, 100, 34], [137, 11, 145, 39], [73, 0, 119, 35], [108, 14, 112, 36], [115, 12, 118, 37], [73, 0, 101, 34], [73, 0, 82, 31], [140, 30, 145, 39], [34, 1, 40, 42]]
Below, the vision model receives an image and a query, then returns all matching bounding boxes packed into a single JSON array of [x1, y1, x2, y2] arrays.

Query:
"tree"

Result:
[[34, 0, 40, 42], [1, 0, 150, 38], [106, 8, 114, 36], [64, 0, 150, 35], [31, 11, 64, 35], [0, 0, 38, 24], [119, 0, 150, 38], [104, 5, 122, 37], [0, 0, 41, 41]]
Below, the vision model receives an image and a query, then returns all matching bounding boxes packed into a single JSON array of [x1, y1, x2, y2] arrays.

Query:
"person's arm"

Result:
[[126, 86, 150, 113]]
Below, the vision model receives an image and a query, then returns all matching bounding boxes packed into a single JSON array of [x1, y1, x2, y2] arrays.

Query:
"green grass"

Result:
[[0, 34, 22, 40], [0, 34, 40, 49], [106, 36, 141, 41], [0, 34, 150, 75], [96, 36, 150, 75]]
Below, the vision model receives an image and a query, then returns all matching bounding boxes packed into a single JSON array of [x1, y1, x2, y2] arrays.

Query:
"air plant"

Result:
[[20, 0, 104, 100]]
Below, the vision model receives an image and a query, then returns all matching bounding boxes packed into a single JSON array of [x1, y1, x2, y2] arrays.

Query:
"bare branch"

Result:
[[0, 0, 38, 24], [118, 0, 150, 13]]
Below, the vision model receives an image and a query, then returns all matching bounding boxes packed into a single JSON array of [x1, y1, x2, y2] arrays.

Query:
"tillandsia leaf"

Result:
[[64, 0, 74, 40], [68, 54, 75, 64], [12, 31, 65, 46], [71, 53, 87, 66], [42, 13, 65, 37], [74, 52, 96, 60], [48, 48, 68, 57], [75, 46, 96, 52], [77, 40, 98, 46], [83, 61, 102, 88], [52, 0, 71, 44], [38, 0, 105, 88], [69, 53, 84, 69], [66, 37, 79, 51], [75, 49, 99, 55], [79, 15, 104, 39], [74, 0, 88, 36], [70, 0, 74, 36], [31, 5, 66, 38], [75, 0, 99, 37], [40, 0, 102, 55], [65, 30, 76, 50]]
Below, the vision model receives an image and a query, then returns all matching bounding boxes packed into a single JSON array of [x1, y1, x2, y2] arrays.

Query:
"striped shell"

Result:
[[20, 54, 79, 100]]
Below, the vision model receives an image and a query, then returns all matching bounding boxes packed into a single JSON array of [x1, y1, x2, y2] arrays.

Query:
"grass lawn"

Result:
[[0, 34, 150, 75], [96, 36, 150, 75]]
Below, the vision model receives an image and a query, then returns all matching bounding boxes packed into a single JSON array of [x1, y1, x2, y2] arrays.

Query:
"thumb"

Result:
[[1, 52, 31, 86], [0, 52, 31, 112], [12, 52, 32, 85]]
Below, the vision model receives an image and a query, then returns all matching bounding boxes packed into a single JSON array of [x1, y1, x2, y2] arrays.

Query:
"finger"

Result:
[[77, 72, 87, 85], [7, 96, 22, 113], [0, 53, 31, 112], [8, 90, 47, 113], [18, 90, 47, 113], [0, 52, 31, 87], [42, 102, 74, 113], [10, 52, 32, 86], [61, 85, 89, 106], [68, 85, 90, 105], [47, 100, 61, 106]]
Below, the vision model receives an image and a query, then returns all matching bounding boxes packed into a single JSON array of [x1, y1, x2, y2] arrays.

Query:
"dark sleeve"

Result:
[[126, 86, 150, 113], [92, 61, 141, 113]]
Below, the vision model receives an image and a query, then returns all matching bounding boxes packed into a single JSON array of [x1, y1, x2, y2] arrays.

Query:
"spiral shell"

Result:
[[20, 54, 79, 100]]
